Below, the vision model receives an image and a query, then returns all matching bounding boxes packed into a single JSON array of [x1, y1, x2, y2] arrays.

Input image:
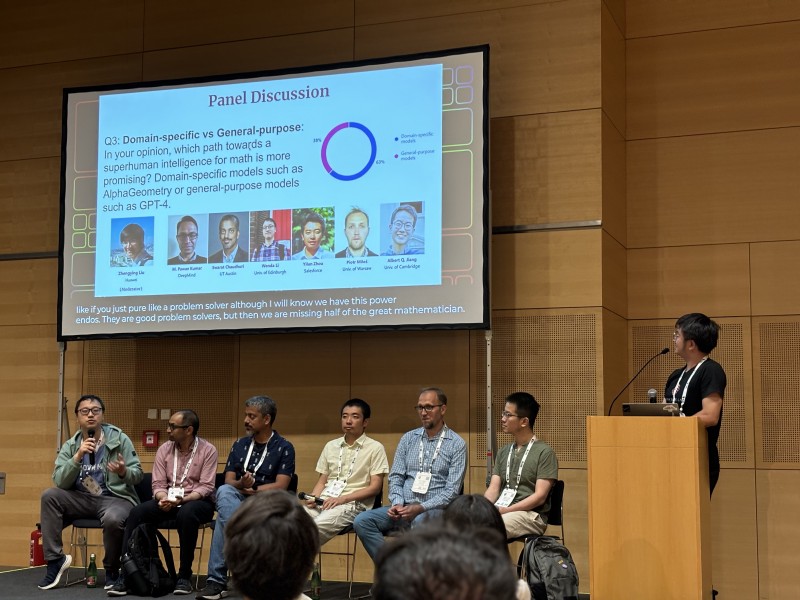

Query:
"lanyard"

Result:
[[505, 438, 535, 491], [418, 426, 447, 473], [243, 431, 274, 474], [335, 438, 362, 483], [172, 437, 199, 488], [672, 357, 709, 413]]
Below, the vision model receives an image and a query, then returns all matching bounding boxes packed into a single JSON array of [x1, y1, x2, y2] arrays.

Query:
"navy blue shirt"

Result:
[[224, 431, 295, 488]]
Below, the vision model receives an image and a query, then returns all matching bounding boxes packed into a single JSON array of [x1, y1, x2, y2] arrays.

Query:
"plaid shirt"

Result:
[[251, 241, 290, 262]]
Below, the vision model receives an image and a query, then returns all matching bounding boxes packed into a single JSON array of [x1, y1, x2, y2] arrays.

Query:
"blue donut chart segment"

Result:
[[320, 122, 377, 181]]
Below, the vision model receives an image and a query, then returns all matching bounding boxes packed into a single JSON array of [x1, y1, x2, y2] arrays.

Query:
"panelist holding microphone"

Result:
[[666, 313, 726, 495], [38, 394, 142, 591]]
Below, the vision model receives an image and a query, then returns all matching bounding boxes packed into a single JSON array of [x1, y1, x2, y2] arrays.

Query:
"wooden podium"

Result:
[[587, 416, 712, 599]]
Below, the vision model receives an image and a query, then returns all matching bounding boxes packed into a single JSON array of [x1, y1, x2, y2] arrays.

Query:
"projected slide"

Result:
[[59, 46, 488, 338]]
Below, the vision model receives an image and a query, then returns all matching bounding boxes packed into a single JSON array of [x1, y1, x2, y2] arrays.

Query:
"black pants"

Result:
[[121, 498, 214, 579]]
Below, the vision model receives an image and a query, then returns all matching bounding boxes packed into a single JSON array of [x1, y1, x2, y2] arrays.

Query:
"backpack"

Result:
[[522, 536, 579, 600], [120, 523, 177, 597]]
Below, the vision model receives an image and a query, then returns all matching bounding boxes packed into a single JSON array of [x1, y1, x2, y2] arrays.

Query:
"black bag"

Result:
[[121, 523, 177, 597], [522, 536, 579, 600]]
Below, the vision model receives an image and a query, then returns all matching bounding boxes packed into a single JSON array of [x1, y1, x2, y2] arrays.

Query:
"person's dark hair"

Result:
[[245, 395, 277, 425], [676, 313, 720, 355], [301, 211, 326, 236], [176, 215, 198, 233], [219, 214, 240, 232], [390, 204, 418, 227], [225, 490, 320, 600], [342, 398, 371, 420], [75, 394, 105, 414], [443, 495, 506, 552], [420, 386, 448, 406], [175, 409, 200, 435], [505, 391, 540, 427], [120, 223, 145, 244], [373, 524, 517, 600]]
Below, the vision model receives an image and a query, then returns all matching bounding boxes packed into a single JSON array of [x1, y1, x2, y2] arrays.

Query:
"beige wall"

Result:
[[0, 1, 798, 597]]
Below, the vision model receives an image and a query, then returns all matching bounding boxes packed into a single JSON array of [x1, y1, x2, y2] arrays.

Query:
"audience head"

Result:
[[443, 494, 506, 550], [225, 490, 320, 600]]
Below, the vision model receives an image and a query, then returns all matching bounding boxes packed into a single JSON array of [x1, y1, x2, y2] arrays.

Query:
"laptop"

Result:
[[622, 403, 681, 417]]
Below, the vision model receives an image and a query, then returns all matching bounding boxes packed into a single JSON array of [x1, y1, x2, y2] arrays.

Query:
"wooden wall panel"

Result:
[[355, 0, 601, 118], [490, 110, 602, 228], [750, 241, 800, 317], [355, 0, 551, 26], [627, 0, 800, 38], [601, 308, 627, 411], [143, 0, 354, 50], [0, 1, 144, 69], [492, 229, 603, 310], [0, 158, 60, 254], [627, 245, 751, 320], [628, 21, 800, 139], [0, 259, 57, 325], [601, 231, 627, 319], [601, 2, 626, 136], [143, 30, 356, 81], [604, 0, 626, 35], [628, 129, 800, 248], [601, 112, 626, 247], [756, 470, 800, 598], [0, 56, 142, 162]]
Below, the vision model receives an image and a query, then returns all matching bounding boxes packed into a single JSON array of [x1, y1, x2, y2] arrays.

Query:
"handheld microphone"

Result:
[[648, 388, 658, 403], [298, 492, 323, 506], [87, 428, 95, 465], [607, 348, 669, 416]]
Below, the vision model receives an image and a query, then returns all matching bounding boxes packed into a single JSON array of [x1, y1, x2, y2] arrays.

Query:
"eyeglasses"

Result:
[[262, 224, 276, 230], [501, 411, 519, 419], [673, 331, 681, 340], [78, 407, 103, 416], [167, 423, 190, 431], [414, 404, 443, 413], [177, 233, 198, 241], [392, 220, 414, 232]]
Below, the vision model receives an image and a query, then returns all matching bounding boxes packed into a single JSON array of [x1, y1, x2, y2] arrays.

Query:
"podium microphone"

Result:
[[648, 388, 658, 403], [607, 348, 669, 416], [87, 428, 95, 465]]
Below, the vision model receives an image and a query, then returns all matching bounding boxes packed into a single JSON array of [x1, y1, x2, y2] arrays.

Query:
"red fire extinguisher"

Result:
[[30, 523, 44, 566]]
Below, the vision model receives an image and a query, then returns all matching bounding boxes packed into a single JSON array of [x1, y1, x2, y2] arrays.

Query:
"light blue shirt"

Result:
[[292, 248, 333, 261]]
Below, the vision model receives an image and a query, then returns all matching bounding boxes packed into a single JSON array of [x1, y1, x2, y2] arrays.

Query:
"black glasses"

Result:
[[501, 411, 519, 419], [414, 404, 443, 413], [167, 423, 190, 431], [78, 407, 103, 416]]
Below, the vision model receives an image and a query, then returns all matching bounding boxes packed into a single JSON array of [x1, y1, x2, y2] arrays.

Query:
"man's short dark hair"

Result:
[[219, 214, 240, 232], [341, 398, 371, 420], [505, 391, 540, 426], [75, 394, 105, 414], [301, 211, 326, 236], [443, 495, 506, 549], [420, 386, 448, 405], [120, 223, 145, 244], [390, 204, 418, 227], [245, 395, 277, 425], [225, 490, 319, 600], [676, 313, 720, 354], [176, 215, 198, 234], [373, 524, 517, 600], [175, 409, 200, 435]]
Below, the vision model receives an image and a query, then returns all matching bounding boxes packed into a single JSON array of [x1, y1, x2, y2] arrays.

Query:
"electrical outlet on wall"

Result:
[[160, 409, 171, 420], [147, 409, 158, 419]]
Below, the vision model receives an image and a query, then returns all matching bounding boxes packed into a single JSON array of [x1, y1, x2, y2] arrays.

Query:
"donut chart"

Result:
[[320, 122, 377, 181]]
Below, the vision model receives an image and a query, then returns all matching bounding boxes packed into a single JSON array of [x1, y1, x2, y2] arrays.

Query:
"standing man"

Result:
[[196, 396, 295, 600], [38, 394, 142, 590], [381, 204, 423, 256], [353, 387, 466, 562], [302, 399, 388, 545], [484, 392, 558, 538], [251, 217, 290, 261], [108, 410, 218, 596], [292, 211, 333, 260], [209, 215, 248, 263], [666, 313, 726, 495], [335, 208, 378, 258], [169, 216, 207, 264]]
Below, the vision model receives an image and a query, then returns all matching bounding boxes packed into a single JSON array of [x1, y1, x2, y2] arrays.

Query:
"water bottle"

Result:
[[87, 553, 98, 588], [309, 562, 321, 600]]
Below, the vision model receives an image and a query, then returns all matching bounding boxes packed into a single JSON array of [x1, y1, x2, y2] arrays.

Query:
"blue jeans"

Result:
[[353, 505, 442, 561], [206, 484, 245, 585]]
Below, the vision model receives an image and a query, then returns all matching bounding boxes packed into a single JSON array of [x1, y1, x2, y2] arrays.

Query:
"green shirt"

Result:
[[493, 440, 558, 518]]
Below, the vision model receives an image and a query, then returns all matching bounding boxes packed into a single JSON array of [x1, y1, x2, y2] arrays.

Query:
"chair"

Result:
[[65, 517, 104, 586], [507, 479, 566, 572], [318, 489, 382, 600]]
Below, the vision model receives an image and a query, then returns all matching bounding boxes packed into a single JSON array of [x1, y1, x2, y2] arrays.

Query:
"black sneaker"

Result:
[[104, 569, 120, 591], [174, 578, 194, 595], [37, 554, 72, 590], [107, 577, 128, 597], [195, 580, 228, 600]]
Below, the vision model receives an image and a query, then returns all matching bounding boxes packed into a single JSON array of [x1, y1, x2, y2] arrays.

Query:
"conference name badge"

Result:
[[167, 486, 185, 503], [411, 471, 432, 494], [495, 487, 516, 508], [322, 480, 346, 498]]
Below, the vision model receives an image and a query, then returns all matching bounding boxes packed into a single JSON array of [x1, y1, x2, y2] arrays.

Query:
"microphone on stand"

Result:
[[648, 388, 658, 403], [607, 348, 669, 416], [87, 428, 96, 465]]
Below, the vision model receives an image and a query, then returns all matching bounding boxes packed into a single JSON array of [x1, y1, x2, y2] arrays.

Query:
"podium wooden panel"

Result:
[[587, 416, 711, 599]]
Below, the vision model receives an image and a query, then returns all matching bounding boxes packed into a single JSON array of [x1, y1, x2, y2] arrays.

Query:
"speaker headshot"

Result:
[[168, 215, 207, 265], [336, 207, 378, 258]]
